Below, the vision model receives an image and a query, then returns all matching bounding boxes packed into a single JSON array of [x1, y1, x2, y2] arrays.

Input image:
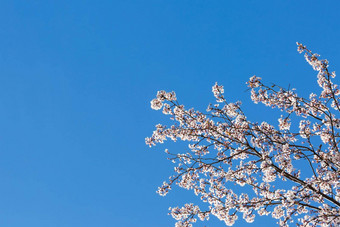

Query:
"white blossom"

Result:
[[151, 98, 163, 110]]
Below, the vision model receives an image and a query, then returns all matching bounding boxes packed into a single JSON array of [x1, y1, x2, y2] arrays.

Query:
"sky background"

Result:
[[0, 1, 339, 226]]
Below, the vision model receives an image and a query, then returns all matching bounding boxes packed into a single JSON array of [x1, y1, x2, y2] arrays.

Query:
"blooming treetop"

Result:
[[146, 43, 340, 226]]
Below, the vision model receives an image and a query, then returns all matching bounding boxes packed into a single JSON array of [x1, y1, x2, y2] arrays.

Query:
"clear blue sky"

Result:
[[0, 1, 339, 226]]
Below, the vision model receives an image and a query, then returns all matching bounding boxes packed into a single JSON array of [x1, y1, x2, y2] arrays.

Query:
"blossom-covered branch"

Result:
[[146, 43, 340, 226]]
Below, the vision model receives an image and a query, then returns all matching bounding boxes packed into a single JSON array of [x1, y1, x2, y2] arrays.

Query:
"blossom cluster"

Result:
[[146, 44, 340, 226]]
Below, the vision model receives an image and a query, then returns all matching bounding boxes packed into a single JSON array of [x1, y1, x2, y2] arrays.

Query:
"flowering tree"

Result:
[[146, 43, 340, 226]]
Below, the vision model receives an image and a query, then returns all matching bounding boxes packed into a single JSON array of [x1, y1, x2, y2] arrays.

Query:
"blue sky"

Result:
[[0, 1, 339, 226]]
